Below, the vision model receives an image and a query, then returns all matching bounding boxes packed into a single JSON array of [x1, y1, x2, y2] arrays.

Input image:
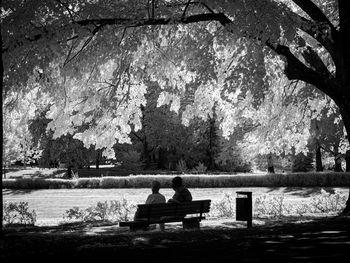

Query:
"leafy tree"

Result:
[[3, 89, 45, 170], [2, 0, 350, 213], [28, 107, 103, 169], [310, 100, 347, 172]]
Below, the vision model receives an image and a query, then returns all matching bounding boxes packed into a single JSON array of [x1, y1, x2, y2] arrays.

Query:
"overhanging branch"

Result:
[[3, 13, 232, 53], [265, 40, 339, 99], [291, 0, 336, 31]]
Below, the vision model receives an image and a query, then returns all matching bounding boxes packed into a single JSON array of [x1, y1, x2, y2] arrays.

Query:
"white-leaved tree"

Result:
[[2, 0, 350, 214]]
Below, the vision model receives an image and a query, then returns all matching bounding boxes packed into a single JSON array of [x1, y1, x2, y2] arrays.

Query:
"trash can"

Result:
[[236, 191, 252, 228]]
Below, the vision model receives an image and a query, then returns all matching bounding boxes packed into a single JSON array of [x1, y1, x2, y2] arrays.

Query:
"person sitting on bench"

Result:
[[168, 176, 192, 203], [134, 180, 166, 230], [145, 180, 166, 204]]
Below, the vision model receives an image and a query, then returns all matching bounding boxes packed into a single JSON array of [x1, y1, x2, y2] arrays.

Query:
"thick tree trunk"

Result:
[[0, 29, 3, 233], [346, 150, 350, 172], [315, 141, 323, 172], [339, 106, 350, 214]]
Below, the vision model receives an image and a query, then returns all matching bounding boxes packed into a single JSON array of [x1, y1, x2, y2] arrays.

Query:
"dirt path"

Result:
[[1, 215, 350, 262]]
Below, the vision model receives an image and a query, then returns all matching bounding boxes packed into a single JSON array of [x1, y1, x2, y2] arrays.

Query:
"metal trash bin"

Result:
[[236, 191, 252, 228]]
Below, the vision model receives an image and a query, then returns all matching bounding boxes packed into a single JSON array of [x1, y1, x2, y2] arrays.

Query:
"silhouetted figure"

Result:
[[134, 180, 166, 230], [168, 176, 192, 203], [145, 181, 166, 204]]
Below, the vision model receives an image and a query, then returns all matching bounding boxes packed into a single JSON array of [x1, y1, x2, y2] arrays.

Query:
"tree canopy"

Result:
[[2, 0, 350, 213], [2, 0, 349, 152]]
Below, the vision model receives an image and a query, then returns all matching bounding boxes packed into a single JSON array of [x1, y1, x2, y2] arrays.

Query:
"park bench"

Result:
[[119, 199, 211, 231]]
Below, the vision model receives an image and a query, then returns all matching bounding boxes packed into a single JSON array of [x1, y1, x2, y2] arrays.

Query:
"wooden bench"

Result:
[[119, 199, 211, 231]]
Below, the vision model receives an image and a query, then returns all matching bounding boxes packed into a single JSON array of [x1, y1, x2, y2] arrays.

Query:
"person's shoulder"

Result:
[[183, 187, 191, 193], [158, 193, 166, 199]]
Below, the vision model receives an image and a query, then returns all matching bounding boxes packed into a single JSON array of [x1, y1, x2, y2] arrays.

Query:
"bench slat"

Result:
[[137, 209, 209, 218], [137, 200, 211, 208], [137, 204, 210, 213], [119, 216, 205, 227], [136, 202, 210, 218]]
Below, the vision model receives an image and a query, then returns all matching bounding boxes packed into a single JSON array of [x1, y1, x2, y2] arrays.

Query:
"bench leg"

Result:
[[130, 225, 149, 231], [182, 220, 200, 230], [159, 223, 165, 231]]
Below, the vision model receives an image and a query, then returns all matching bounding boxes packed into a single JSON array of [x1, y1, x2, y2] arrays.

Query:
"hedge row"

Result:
[[2, 172, 350, 189]]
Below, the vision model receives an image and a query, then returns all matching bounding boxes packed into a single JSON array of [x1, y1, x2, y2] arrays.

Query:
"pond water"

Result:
[[3, 187, 348, 226]]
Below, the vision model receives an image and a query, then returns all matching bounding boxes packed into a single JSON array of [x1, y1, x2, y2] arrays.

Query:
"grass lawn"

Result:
[[2, 168, 350, 262], [3, 187, 348, 226]]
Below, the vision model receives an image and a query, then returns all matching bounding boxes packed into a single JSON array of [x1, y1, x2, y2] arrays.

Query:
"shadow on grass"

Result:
[[282, 187, 336, 197], [264, 187, 339, 197], [2, 188, 40, 195]]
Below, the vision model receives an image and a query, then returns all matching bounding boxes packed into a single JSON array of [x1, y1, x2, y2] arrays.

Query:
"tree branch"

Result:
[[3, 13, 232, 53], [297, 15, 336, 62], [182, 0, 192, 18], [301, 46, 332, 77], [131, 131, 144, 142], [291, 0, 336, 30], [265, 40, 339, 99]]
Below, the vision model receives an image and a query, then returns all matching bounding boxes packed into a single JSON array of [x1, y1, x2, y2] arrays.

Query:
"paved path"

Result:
[[1, 216, 350, 262]]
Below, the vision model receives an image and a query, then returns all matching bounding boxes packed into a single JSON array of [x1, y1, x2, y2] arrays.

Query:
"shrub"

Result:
[[3, 172, 350, 189], [212, 193, 235, 218], [253, 190, 347, 218], [292, 153, 314, 172], [308, 189, 347, 213], [76, 178, 101, 188], [3, 202, 37, 226], [119, 150, 142, 170], [192, 162, 207, 174], [254, 194, 289, 218], [176, 159, 188, 174], [63, 199, 136, 223]]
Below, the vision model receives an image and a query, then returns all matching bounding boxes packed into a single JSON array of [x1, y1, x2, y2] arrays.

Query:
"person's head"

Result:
[[171, 176, 183, 190], [151, 180, 161, 193]]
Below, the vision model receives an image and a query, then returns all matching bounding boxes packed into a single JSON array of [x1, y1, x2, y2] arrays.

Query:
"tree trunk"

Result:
[[267, 153, 275, 173], [315, 141, 323, 172], [346, 150, 350, 172], [207, 116, 216, 170], [96, 150, 100, 169], [157, 147, 167, 169], [333, 143, 343, 172], [142, 138, 150, 169], [0, 28, 3, 234], [339, 106, 350, 214]]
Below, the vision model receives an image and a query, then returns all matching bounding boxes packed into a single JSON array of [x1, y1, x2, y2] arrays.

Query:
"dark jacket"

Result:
[[172, 186, 192, 202]]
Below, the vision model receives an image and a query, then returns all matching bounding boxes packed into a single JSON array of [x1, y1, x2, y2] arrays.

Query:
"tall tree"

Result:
[[2, 1, 350, 212]]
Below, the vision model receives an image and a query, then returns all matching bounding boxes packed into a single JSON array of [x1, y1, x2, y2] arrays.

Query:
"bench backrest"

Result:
[[137, 199, 211, 219]]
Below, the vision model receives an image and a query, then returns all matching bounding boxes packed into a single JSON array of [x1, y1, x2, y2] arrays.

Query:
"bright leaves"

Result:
[[2, 0, 348, 163]]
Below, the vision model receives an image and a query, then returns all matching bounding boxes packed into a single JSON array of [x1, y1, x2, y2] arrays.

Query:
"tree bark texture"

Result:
[[315, 142, 323, 172], [267, 154, 275, 173]]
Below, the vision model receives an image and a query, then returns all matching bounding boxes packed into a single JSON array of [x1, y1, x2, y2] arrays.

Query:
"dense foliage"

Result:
[[2, 0, 350, 219]]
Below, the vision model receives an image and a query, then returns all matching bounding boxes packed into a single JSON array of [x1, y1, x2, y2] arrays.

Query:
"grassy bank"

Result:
[[3, 172, 350, 189]]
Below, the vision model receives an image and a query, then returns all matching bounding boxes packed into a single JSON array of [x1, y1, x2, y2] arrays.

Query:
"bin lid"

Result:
[[236, 191, 252, 196]]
